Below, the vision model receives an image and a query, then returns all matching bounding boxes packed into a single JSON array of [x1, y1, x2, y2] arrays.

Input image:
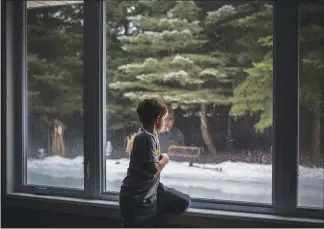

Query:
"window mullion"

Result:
[[273, 0, 299, 215], [101, 0, 107, 195], [83, 0, 105, 199], [14, 0, 27, 192]]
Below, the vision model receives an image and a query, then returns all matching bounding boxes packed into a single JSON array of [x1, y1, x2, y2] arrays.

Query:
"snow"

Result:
[[206, 5, 236, 23], [27, 156, 324, 208], [171, 54, 194, 65], [163, 70, 191, 86]]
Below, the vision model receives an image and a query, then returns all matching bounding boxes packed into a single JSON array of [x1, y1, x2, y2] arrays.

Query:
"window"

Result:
[[105, 1, 273, 204], [26, 1, 84, 189], [298, 3, 324, 209], [3, 0, 323, 221]]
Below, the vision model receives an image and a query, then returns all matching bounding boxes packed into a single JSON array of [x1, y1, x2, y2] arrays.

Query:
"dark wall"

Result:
[[2, 204, 321, 228], [2, 205, 121, 228], [1, 205, 183, 228]]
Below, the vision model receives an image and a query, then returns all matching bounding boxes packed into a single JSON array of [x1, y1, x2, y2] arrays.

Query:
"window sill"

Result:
[[3, 192, 324, 227]]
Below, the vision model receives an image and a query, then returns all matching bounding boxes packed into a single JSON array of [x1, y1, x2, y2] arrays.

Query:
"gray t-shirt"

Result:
[[120, 128, 160, 201]]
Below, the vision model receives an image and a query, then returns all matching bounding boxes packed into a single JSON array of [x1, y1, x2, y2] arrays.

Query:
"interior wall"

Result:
[[2, 204, 321, 228]]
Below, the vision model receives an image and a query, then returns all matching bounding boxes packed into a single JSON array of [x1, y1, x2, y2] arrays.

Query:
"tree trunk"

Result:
[[226, 110, 234, 151], [124, 21, 129, 35], [310, 111, 321, 166], [48, 127, 51, 156], [200, 103, 217, 155], [51, 119, 66, 157]]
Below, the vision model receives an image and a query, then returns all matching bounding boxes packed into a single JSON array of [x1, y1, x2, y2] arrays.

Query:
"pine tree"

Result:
[[299, 4, 324, 164], [228, 4, 273, 131], [27, 4, 84, 155], [106, 0, 162, 130], [109, 1, 242, 155], [106, 0, 139, 130], [229, 3, 324, 164], [202, 3, 273, 151]]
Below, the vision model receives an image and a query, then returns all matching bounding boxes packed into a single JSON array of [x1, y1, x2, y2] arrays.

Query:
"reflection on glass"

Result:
[[298, 3, 324, 209], [105, 1, 273, 204], [26, 1, 84, 189]]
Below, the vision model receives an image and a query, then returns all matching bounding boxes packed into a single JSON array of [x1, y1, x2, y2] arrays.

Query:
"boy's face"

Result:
[[155, 112, 168, 133], [164, 114, 174, 131]]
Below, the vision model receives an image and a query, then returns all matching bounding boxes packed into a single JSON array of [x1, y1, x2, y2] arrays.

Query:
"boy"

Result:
[[119, 98, 191, 228]]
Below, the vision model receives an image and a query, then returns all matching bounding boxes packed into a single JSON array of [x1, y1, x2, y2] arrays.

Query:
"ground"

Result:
[[26, 155, 324, 208]]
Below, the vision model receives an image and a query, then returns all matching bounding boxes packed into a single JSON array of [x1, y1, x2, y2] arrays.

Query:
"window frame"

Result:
[[2, 0, 323, 221]]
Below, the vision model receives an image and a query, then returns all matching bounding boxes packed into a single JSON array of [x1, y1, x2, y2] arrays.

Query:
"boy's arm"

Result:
[[145, 154, 169, 175]]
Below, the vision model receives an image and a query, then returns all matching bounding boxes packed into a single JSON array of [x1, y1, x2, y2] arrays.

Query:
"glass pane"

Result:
[[105, 1, 273, 204], [26, 1, 84, 189], [298, 3, 324, 209]]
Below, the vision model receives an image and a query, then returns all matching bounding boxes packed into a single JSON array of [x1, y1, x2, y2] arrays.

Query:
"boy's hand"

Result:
[[160, 153, 169, 163], [153, 153, 169, 174]]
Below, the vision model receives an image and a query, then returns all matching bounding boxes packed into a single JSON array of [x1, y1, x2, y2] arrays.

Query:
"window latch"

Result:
[[32, 187, 50, 195]]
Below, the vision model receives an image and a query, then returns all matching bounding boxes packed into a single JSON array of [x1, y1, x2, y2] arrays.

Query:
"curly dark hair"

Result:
[[136, 98, 168, 127]]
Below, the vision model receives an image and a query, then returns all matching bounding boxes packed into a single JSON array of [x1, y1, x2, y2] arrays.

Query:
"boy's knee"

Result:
[[178, 194, 191, 211], [183, 195, 191, 210]]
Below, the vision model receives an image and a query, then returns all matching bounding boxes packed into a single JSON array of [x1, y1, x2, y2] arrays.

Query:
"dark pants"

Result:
[[119, 183, 191, 228]]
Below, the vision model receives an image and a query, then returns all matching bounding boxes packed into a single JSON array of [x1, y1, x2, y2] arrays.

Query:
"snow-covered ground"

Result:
[[27, 156, 324, 208]]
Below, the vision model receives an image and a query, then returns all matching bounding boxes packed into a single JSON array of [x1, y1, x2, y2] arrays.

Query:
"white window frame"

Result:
[[2, 0, 323, 224]]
